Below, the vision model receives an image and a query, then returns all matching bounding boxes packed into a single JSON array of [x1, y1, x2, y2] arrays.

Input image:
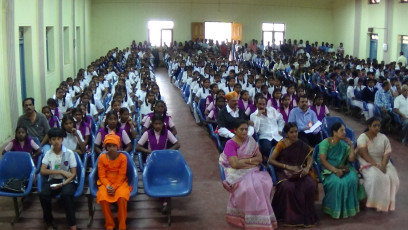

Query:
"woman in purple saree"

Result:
[[219, 119, 277, 230], [269, 122, 318, 227]]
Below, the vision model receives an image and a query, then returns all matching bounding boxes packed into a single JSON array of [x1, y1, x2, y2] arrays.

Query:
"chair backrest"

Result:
[[0, 152, 35, 185], [267, 147, 277, 185], [219, 164, 226, 181], [73, 152, 85, 197], [143, 150, 192, 185], [354, 89, 362, 100], [89, 151, 138, 197], [321, 116, 346, 138], [312, 145, 322, 182], [30, 136, 42, 148], [198, 99, 206, 115]]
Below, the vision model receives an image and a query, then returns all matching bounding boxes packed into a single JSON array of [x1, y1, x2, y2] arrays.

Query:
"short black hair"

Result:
[[48, 128, 67, 138], [22, 97, 35, 107]]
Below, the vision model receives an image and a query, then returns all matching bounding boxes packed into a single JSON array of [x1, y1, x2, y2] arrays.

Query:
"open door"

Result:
[[231, 23, 242, 43], [191, 22, 204, 41]]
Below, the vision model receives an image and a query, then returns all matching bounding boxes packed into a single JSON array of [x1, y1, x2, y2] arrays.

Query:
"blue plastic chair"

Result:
[[37, 152, 85, 198], [267, 147, 278, 185], [0, 152, 35, 225], [207, 124, 223, 152], [219, 163, 226, 181], [312, 145, 323, 183], [196, 99, 206, 123], [87, 151, 138, 227], [183, 85, 191, 103], [143, 150, 193, 226], [321, 116, 356, 144]]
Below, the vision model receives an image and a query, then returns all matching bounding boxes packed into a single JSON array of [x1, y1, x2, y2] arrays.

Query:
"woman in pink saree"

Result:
[[219, 119, 277, 229]]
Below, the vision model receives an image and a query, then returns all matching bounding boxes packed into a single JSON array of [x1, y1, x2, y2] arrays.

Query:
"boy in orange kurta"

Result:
[[96, 131, 132, 230]]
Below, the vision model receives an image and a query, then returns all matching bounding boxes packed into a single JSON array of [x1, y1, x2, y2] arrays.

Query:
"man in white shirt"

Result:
[[250, 96, 284, 160], [397, 52, 407, 67], [243, 48, 252, 62], [394, 84, 408, 145]]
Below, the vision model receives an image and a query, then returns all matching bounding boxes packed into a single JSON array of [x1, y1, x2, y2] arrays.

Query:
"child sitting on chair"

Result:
[[136, 114, 180, 214], [97, 131, 131, 230], [39, 128, 78, 230]]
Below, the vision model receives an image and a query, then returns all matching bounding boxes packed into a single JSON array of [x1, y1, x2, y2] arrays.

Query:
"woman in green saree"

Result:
[[317, 122, 361, 219]]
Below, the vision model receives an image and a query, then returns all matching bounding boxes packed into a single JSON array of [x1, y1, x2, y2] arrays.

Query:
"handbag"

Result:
[[0, 177, 29, 193]]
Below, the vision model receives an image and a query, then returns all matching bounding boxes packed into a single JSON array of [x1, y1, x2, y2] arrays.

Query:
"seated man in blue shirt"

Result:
[[374, 80, 394, 133], [288, 95, 321, 147]]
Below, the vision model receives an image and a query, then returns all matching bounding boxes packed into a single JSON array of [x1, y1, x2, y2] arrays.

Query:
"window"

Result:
[[63, 27, 70, 64], [262, 23, 285, 47], [148, 21, 174, 47], [204, 22, 232, 44], [369, 0, 380, 4], [46, 27, 55, 72]]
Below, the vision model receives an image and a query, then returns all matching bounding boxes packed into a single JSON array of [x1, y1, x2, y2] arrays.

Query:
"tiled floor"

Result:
[[0, 68, 407, 229]]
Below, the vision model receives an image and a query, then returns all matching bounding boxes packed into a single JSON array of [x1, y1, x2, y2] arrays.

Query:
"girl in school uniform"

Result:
[[151, 83, 164, 102], [119, 107, 137, 139], [42, 106, 59, 128], [71, 108, 91, 148], [310, 94, 330, 122], [61, 115, 86, 155], [261, 84, 272, 100], [267, 88, 282, 110], [205, 83, 219, 111], [55, 87, 74, 116], [83, 86, 105, 115], [140, 90, 155, 119], [75, 93, 99, 122], [223, 76, 236, 94], [2, 126, 41, 165], [136, 114, 180, 214], [194, 78, 211, 103], [238, 90, 256, 117], [206, 96, 226, 129], [279, 95, 292, 123], [77, 103, 94, 132], [284, 84, 297, 108], [94, 111, 132, 156], [205, 90, 225, 115], [142, 100, 177, 135], [47, 98, 62, 120]]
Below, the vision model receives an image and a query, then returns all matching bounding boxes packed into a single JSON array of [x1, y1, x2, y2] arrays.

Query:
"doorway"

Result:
[[148, 21, 174, 47], [401, 35, 408, 60], [204, 22, 232, 44], [369, 34, 378, 61]]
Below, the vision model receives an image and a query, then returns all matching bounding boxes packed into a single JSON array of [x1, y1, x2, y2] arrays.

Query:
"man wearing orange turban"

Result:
[[97, 131, 131, 230], [217, 91, 254, 148]]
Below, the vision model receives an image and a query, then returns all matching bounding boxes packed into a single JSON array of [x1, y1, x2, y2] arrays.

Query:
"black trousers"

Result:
[[39, 179, 76, 227], [258, 139, 278, 159], [298, 131, 322, 147]]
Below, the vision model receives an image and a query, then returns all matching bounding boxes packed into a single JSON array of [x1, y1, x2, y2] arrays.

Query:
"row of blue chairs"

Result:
[[0, 149, 193, 226]]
